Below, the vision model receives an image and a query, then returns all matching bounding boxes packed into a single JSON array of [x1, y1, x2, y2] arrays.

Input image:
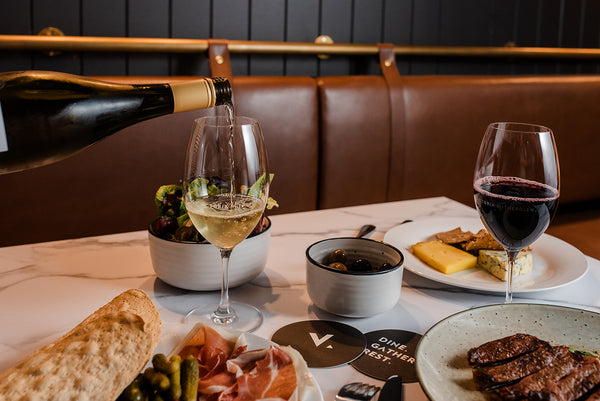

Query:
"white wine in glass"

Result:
[[183, 115, 269, 332]]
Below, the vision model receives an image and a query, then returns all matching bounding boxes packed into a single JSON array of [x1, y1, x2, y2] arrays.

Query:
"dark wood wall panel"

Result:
[[250, 0, 285, 76], [560, 0, 583, 74], [286, 0, 319, 76], [128, 0, 170, 76], [1, 0, 599, 77], [0, 2, 31, 71], [437, 0, 493, 75], [538, 0, 562, 74], [171, 0, 211, 76], [514, 0, 539, 75], [581, 0, 600, 74], [319, 0, 353, 76], [82, 0, 127, 76], [411, 0, 440, 74], [488, 0, 517, 75], [353, 0, 384, 75], [213, 0, 250, 76], [382, 0, 413, 75], [32, 0, 80, 74]]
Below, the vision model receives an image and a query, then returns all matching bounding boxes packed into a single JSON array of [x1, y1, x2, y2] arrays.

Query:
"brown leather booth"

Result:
[[317, 76, 391, 209], [1, 72, 599, 259]]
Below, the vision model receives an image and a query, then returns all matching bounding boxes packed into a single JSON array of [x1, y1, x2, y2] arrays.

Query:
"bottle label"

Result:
[[0, 101, 7, 152]]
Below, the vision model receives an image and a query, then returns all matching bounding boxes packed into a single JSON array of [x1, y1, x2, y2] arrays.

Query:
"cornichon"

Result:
[[166, 355, 182, 401], [144, 367, 171, 392], [152, 354, 176, 374], [119, 374, 145, 401], [119, 354, 191, 401], [151, 392, 165, 401], [181, 355, 199, 401]]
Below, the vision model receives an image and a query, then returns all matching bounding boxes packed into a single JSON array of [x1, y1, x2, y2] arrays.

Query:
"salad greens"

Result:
[[151, 174, 277, 242]]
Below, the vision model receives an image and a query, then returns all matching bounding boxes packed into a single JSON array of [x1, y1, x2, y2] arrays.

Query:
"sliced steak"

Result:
[[468, 333, 550, 366], [472, 345, 570, 389], [539, 356, 600, 401], [584, 386, 600, 400], [493, 351, 581, 400]]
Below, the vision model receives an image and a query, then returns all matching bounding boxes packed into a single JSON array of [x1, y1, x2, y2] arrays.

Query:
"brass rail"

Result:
[[1, 34, 600, 59]]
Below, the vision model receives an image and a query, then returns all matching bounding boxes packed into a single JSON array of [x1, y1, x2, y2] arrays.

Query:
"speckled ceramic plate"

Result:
[[384, 217, 589, 293], [415, 303, 600, 401]]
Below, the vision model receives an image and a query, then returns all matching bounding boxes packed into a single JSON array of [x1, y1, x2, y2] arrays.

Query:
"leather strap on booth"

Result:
[[208, 39, 233, 79], [377, 43, 406, 200]]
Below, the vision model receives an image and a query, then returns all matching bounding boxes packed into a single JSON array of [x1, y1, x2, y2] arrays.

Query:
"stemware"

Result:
[[183, 115, 269, 332], [473, 122, 560, 303]]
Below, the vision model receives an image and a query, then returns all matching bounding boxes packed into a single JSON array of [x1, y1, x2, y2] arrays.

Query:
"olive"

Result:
[[325, 249, 347, 265], [328, 262, 348, 271], [378, 262, 393, 272], [348, 258, 372, 272]]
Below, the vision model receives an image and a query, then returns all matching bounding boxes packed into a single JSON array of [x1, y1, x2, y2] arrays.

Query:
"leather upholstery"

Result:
[[316, 76, 390, 209], [231, 76, 319, 213], [396, 75, 600, 206], [1, 74, 599, 255]]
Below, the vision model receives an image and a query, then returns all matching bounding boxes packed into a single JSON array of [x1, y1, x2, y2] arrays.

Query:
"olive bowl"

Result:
[[148, 217, 271, 291], [305, 237, 404, 317]]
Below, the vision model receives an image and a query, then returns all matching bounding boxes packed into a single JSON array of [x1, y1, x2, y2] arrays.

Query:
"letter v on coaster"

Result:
[[271, 320, 366, 368]]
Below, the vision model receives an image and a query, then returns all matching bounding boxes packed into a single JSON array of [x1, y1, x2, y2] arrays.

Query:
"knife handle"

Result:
[[377, 376, 403, 401]]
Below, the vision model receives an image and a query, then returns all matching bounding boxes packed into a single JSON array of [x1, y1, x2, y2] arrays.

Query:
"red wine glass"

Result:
[[473, 122, 560, 303]]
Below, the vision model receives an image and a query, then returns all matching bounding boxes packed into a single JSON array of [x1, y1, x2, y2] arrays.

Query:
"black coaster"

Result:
[[350, 329, 422, 382], [271, 320, 366, 368]]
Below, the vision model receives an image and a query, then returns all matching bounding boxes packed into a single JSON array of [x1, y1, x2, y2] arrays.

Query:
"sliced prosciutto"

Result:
[[234, 345, 297, 400], [177, 325, 298, 401]]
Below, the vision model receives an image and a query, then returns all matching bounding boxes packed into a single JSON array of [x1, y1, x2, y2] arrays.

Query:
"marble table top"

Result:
[[1, 196, 598, 400]]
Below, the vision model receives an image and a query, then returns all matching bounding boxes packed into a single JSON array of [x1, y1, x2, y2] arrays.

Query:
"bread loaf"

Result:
[[0, 289, 161, 401]]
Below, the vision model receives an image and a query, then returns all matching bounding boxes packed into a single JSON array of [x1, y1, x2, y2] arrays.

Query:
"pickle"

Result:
[[169, 355, 182, 371], [143, 367, 171, 391], [166, 355, 182, 401], [181, 355, 199, 401], [119, 374, 145, 401], [127, 387, 144, 401], [151, 392, 165, 401], [152, 353, 175, 374]]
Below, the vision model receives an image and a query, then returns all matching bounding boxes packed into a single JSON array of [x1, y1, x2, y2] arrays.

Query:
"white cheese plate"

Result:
[[383, 217, 588, 293]]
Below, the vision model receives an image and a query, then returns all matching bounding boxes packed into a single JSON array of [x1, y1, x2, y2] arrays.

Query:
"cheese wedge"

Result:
[[412, 240, 478, 274], [478, 250, 533, 281]]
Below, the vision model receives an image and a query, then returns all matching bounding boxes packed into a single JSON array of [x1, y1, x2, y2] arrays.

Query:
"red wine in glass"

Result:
[[473, 122, 560, 303], [474, 176, 559, 251]]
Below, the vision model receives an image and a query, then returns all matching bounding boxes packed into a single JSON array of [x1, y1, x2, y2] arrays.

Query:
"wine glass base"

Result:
[[184, 301, 263, 332]]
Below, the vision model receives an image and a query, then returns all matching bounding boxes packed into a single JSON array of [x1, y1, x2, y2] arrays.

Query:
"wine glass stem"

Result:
[[213, 248, 237, 324], [505, 250, 519, 303]]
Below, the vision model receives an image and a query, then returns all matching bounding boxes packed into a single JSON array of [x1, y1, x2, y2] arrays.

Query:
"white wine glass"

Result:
[[183, 115, 269, 332], [473, 122, 560, 303]]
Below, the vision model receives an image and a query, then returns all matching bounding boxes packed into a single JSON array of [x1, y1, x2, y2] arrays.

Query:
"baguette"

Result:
[[0, 289, 161, 401]]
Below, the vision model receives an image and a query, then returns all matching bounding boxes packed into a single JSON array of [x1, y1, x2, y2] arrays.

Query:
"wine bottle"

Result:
[[0, 70, 231, 174]]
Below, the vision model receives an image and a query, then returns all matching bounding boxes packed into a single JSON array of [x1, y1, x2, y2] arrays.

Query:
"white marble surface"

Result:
[[1, 196, 599, 400]]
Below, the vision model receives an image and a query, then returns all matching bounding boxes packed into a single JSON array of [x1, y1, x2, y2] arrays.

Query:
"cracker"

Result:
[[463, 229, 503, 251], [436, 227, 474, 244]]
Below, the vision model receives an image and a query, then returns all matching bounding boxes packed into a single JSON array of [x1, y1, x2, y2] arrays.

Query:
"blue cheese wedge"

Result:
[[477, 250, 533, 281]]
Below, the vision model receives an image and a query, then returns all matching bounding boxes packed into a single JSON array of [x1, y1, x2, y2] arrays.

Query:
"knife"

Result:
[[375, 376, 403, 401]]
